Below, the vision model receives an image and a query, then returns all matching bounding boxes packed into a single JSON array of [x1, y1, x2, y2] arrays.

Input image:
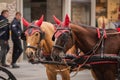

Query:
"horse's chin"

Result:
[[28, 58, 35, 63], [26, 53, 36, 63]]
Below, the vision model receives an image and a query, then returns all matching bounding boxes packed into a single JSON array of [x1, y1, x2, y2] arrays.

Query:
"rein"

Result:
[[26, 46, 38, 50], [69, 29, 105, 77]]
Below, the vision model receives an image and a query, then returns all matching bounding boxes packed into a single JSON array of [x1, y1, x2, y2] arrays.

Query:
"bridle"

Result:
[[52, 26, 74, 53], [52, 25, 106, 57], [24, 25, 45, 53]]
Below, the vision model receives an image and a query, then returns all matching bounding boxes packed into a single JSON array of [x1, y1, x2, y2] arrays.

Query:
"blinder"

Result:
[[52, 25, 72, 41], [21, 25, 45, 41], [52, 35, 55, 41], [40, 31, 45, 41], [21, 32, 26, 41], [53, 27, 74, 52]]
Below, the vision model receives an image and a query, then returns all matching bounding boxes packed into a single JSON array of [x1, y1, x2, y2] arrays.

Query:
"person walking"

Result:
[[0, 10, 10, 67], [11, 12, 23, 68]]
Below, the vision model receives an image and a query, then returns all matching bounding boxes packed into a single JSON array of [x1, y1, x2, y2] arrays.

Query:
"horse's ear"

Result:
[[63, 14, 70, 27], [22, 18, 30, 27], [53, 15, 61, 25], [35, 15, 44, 27]]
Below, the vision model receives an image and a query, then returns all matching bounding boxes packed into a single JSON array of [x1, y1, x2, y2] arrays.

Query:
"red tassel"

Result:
[[103, 29, 107, 38], [117, 28, 120, 32], [96, 28, 100, 38]]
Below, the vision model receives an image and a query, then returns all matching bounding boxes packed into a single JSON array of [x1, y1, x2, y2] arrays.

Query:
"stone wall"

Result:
[[46, 0, 62, 23], [0, 0, 16, 22], [71, 2, 91, 25]]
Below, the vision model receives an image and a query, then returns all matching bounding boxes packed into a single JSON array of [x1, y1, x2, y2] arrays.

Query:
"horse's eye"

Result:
[[35, 33, 39, 36]]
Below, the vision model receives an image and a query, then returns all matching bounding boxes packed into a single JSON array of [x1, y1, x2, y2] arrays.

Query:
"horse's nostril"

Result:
[[29, 59, 34, 63], [30, 52, 34, 56], [27, 52, 34, 58]]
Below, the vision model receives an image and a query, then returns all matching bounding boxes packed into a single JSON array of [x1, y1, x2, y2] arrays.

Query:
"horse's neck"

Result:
[[70, 24, 97, 53], [66, 45, 77, 55], [40, 39, 53, 54], [40, 23, 54, 54]]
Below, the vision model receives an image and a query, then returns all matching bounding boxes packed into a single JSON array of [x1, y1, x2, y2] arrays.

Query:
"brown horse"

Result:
[[51, 14, 120, 80], [22, 16, 78, 80]]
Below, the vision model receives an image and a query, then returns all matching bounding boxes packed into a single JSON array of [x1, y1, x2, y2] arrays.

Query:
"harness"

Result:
[[52, 26, 120, 74]]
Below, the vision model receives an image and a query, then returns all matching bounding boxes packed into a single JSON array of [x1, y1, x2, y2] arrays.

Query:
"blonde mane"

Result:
[[40, 22, 55, 54]]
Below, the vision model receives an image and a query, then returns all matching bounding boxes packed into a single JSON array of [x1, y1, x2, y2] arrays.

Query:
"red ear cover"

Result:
[[22, 18, 30, 27], [35, 15, 44, 27], [53, 15, 61, 25], [64, 14, 70, 27]]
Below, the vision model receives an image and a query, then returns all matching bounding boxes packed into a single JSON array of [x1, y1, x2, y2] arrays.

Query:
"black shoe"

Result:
[[12, 64, 20, 68], [2, 64, 10, 67]]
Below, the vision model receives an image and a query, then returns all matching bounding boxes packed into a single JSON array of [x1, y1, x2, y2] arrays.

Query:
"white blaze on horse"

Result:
[[22, 16, 78, 80]]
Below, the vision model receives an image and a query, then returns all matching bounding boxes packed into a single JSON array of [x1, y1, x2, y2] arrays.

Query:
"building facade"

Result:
[[23, 0, 92, 25], [0, 0, 120, 26]]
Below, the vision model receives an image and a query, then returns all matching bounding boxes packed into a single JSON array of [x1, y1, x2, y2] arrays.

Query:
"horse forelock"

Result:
[[55, 30, 69, 38], [25, 28, 40, 36]]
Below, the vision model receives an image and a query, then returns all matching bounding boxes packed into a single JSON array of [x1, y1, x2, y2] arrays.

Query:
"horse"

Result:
[[22, 16, 78, 80], [51, 14, 120, 80]]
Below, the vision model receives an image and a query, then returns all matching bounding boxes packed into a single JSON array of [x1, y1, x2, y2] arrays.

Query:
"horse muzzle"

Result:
[[27, 52, 35, 62], [25, 49, 36, 62], [51, 51, 65, 62]]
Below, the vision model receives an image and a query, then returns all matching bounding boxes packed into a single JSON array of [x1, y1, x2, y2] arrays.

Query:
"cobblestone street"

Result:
[[6, 61, 94, 80]]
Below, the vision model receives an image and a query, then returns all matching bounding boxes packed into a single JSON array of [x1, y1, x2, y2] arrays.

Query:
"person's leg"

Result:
[[6, 43, 10, 53], [11, 40, 18, 64], [0, 40, 9, 67], [0, 40, 4, 63], [2, 43, 10, 64], [11, 39, 22, 68], [16, 39, 23, 60]]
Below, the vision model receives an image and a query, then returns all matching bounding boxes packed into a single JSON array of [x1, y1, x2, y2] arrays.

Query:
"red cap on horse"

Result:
[[53, 14, 70, 28], [22, 18, 30, 27], [35, 15, 44, 27], [22, 15, 44, 27]]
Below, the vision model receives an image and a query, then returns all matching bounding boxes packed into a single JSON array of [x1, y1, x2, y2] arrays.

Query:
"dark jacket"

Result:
[[0, 15, 9, 41], [11, 18, 22, 40]]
